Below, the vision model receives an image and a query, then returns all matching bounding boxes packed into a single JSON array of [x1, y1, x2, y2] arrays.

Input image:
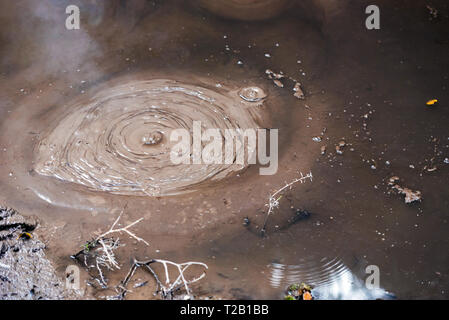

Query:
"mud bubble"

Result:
[[35, 79, 263, 197]]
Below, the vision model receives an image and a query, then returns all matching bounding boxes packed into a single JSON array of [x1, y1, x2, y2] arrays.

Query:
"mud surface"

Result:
[[0, 0, 448, 299], [0, 208, 66, 300], [35, 78, 262, 196]]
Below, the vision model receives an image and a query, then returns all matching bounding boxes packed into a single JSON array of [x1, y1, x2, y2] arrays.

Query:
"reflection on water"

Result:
[[269, 259, 393, 300]]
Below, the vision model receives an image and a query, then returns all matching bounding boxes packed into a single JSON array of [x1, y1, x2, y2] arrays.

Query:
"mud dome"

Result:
[[35, 79, 261, 196]]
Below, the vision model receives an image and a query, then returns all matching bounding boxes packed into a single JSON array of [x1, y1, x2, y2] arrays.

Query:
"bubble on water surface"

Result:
[[238, 86, 267, 102], [142, 131, 163, 146]]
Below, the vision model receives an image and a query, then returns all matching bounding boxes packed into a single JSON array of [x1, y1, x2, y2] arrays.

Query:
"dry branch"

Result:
[[71, 210, 208, 300], [115, 258, 208, 300], [71, 211, 149, 287], [261, 171, 313, 235]]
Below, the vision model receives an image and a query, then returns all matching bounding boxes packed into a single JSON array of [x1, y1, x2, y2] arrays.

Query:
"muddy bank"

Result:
[[0, 207, 70, 300]]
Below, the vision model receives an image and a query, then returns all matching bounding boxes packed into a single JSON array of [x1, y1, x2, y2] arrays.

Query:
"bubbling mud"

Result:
[[35, 79, 263, 196], [238, 86, 267, 102]]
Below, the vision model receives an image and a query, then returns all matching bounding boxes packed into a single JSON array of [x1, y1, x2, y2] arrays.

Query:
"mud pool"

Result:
[[0, 0, 448, 299], [34, 78, 263, 197]]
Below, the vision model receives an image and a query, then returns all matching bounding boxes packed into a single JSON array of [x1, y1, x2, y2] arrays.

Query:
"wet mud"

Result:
[[0, 0, 448, 299], [0, 207, 68, 300]]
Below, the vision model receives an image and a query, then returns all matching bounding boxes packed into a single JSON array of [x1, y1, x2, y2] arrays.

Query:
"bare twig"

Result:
[[116, 258, 208, 300], [71, 210, 149, 287], [71, 210, 207, 300], [261, 171, 313, 235], [97, 212, 149, 246]]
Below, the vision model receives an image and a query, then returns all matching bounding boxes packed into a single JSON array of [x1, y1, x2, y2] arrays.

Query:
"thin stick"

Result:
[[116, 258, 208, 300], [71, 208, 149, 288], [261, 171, 313, 235], [98, 212, 149, 246]]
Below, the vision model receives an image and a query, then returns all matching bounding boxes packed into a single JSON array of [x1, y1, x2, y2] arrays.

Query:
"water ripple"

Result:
[[34, 79, 262, 196], [268, 258, 392, 300]]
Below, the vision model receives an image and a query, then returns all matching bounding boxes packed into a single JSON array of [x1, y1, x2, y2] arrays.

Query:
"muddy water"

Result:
[[34, 78, 262, 197], [1, 0, 448, 299]]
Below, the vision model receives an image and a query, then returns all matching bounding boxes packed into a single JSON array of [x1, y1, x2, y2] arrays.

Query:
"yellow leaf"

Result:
[[17, 232, 32, 240]]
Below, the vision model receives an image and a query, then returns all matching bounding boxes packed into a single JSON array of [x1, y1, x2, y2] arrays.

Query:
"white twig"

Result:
[[152, 259, 208, 296], [74, 210, 149, 287], [122, 259, 208, 299], [98, 212, 149, 246], [262, 171, 313, 233], [97, 238, 121, 270], [91, 212, 149, 280]]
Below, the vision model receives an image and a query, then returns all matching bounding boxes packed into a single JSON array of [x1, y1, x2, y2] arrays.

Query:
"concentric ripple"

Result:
[[268, 258, 391, 300], [35, 79, 263, 196]]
